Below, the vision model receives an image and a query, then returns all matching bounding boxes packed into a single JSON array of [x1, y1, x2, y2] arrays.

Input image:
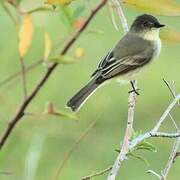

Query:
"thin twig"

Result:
[[0, 0, 108, 150], [160, 81, 180, 180], [163, 79, 176, 98], [160, 137, 180, 180], [20, 58, 28, 99], [168, 113, 179, 131], [152, 94, 180, 133], [81, 166, 112, 180], [81, 130, 180, 180], [163, 78, 180, 107], [108, 94, 179, 179], [107, 2, 119, 31], [0, 60, 42, 88], [147, 170, 161, 179], [2, 2, 17, 25], [82, 94, 180, 180], [54, 120, 97, 180], [112, 0, 129, 33]]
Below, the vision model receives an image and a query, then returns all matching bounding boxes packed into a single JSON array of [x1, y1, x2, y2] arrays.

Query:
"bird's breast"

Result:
[[152, 37, 161, 59]]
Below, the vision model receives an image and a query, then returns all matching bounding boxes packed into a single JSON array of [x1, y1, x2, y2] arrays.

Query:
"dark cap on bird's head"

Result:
[[130, 14, 165, 32]]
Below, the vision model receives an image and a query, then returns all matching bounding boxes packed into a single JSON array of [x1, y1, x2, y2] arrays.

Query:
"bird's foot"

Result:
[[128, 80, 140, 95], [128, 88, 140, 95]]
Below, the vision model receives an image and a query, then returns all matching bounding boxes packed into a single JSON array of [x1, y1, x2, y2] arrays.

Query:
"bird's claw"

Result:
[[128, 88, 140, 95]]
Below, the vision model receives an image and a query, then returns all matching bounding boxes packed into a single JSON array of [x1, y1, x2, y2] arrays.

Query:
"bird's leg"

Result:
[[128, 80, 140, 95]]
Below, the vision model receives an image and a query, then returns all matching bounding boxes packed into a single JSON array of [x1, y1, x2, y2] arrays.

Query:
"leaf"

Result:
[[123, 0, 180, 16], [44, 102, 78, 120], [160, 27, 180, 43], [45, 0, 73, 5], [128, 152, 149, 166], [44, 31, 52, 60], [74, 47, 85, 59], [147, 170, 161, 178], [19, 14, 34, 58], [27, 7, 55, 14], [54, 110, 78, 120], [59, 5, 75, 29], [135, 141, 157, 152], [50, 55, 75, 64], [130, 130, 157, 153]]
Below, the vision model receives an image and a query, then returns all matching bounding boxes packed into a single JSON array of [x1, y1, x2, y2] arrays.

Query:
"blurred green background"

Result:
[[0, 0, 179, 180]]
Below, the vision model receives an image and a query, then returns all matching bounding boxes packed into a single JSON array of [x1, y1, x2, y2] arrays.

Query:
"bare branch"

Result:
[[160, 137, 180, 180], [20, 58, 28, 99], [81, 130, 180, 180], [0, 0, 108, 150], [107, 2, 119, 31], [160, 81, 180, 180], [108, 92, 179, 179], [163, 78, 180, 107], [152, 94, 180, 132], [112, 0, 129, 33], [168, 113, 179, 131]]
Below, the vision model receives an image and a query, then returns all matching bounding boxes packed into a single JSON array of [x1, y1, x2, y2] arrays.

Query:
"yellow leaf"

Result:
[[45, 0, 72, 5], [74, 47, 85, 59], [160, 27, 180, 43], [44, 31, 52, 60], [123, 0, 180, 16], [19, 14, 34, 58]]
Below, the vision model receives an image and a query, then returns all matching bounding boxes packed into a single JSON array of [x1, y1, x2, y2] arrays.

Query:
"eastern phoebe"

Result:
[[67, 14, 165, 112]]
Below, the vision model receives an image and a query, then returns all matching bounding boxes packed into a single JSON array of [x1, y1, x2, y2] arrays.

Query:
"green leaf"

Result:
[[54, 110, 78, 120], [130, 130, 157, 153], [28, 7, 55, 14], [59, 5, 75, 29], [136, 141, 157, 152], [123, 0, 180, 16], [128, 152, 149, 166], [50, 55, 76, 64]]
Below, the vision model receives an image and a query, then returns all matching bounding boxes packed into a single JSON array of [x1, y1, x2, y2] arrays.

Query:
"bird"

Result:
[[67, 14, 165, 112]]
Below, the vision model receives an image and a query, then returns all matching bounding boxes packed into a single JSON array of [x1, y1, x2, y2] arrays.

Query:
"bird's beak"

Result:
[[155, 23, 165, 28], [158, 24, 165, 28]]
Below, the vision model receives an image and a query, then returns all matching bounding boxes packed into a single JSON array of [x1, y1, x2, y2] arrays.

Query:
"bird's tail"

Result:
[[67, 78, 101, 112]]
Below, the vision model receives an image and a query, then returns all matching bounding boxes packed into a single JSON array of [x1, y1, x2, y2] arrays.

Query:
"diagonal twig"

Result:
[[0, 0, 108, 150]]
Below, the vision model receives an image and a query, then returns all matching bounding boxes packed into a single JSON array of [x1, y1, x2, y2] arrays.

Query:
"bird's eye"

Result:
[[142, 22, 148, 27]]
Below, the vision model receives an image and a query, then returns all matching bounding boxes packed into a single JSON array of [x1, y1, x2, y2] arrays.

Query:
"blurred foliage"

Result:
[[160, 27, 180, 43], [124, 0, 180, 16], [0, 0, 179, 180]]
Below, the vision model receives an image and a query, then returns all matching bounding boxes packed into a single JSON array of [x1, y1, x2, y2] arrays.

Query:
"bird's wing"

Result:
[[100, 54, 152, 80], [91, 33, 154, 80]]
